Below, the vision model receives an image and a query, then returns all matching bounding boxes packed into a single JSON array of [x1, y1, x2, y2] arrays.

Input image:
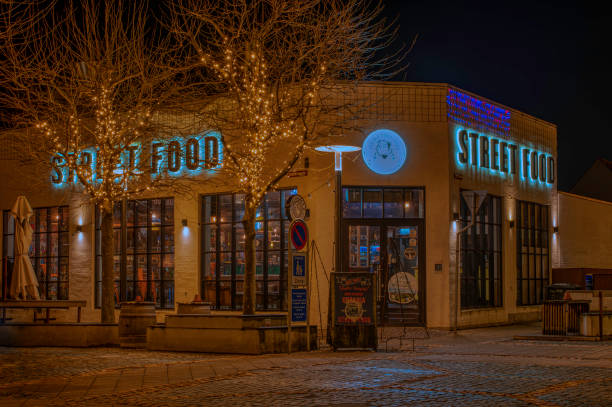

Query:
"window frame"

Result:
[[95, 198, 175, 309], [2, 206, 69, 300], [516, 200, 550, 306], [459, 193, 503, 309], [342, 186, 425, 219], [201, 189, 296, 311]]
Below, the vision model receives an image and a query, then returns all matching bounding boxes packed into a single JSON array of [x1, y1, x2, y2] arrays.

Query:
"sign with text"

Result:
[[455, 127, 555, 187], [291, 289, 307, 323], [333, 272, 375, 325], [292, 254, 306, 287]]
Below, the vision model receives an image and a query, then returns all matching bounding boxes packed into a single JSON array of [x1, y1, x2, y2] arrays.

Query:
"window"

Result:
[[516, 201, 549, 305], [459, 194, 502, 308], [343, 187, 424, 219], [201, 189, 296, 311], [2, 206, 69, 300], [95, 198, 174, 309]]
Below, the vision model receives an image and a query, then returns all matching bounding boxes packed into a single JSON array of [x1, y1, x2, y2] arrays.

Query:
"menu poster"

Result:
[[333, 273, 375, 325]]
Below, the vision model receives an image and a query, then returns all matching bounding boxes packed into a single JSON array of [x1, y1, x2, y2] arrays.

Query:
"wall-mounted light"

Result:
[[74, 224, 83, 234], [553, 226, 559, 233], [452, 212, 460, 221], [509, 220, 515, 228], [181, 219, 188, 227]]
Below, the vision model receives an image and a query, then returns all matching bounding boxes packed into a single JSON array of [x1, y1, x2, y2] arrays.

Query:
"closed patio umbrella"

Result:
[[9, 195, 40, 300]]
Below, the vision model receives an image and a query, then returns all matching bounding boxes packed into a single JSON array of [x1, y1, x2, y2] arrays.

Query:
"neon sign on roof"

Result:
[[447, 88, 511, 136]]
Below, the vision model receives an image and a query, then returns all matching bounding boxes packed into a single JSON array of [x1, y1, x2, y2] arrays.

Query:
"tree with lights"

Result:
[[0, 0, 193, 322], [171, 0, 405, 315]]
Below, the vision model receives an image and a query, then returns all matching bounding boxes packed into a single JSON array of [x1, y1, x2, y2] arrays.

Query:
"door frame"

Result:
[[342, 218, 426, 326]]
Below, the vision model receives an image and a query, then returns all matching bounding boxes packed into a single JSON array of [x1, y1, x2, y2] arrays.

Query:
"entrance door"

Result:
[[344, 221, 424, 326]]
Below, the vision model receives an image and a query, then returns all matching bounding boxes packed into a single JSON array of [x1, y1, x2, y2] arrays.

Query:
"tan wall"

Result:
[[554, 192, 612, 269]]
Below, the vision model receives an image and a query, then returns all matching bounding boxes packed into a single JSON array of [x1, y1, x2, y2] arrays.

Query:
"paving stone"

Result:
[[0, 323, 610, 406]]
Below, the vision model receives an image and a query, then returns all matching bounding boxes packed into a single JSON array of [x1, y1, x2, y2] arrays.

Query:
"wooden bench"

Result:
[[0, 300, 87, 324]]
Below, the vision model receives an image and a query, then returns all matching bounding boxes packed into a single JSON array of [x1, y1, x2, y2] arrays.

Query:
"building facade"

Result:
[[0, 82, 559, 330]]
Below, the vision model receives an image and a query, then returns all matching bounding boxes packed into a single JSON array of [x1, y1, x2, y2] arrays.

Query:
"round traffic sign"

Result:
[[290, 220, 308, 251]]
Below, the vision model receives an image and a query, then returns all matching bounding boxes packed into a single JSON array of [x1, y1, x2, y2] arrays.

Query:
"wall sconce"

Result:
[[74, 224, 83, 234], [509, 220, 515, 228], [452, 212, 460, 221], [181, 219, 188, 227], [553, 226, 559, 233]]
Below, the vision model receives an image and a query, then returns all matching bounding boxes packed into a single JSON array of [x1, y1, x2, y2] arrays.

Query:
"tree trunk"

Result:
[[100, 208, 116, 323], [242, 200, 257, 315]]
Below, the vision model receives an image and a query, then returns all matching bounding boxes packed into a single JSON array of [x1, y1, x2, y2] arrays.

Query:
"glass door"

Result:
[[343, 220, 424, 326], [383, 225, 421, 325]]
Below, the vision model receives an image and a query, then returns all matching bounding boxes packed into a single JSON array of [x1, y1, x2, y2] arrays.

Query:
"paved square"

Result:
[[0, 323, 610, 406]]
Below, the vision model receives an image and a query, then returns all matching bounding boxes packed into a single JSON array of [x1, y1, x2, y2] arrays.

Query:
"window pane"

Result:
[[220, 224, 232, 251], [151, 254, 161, 280], [202, 195, 217, 223], [150, 199, 162, 226], [135, 200, 147, 226], [268, 221, 281, 250], [162, 254, 174, 280], [151, 227, 161, 252], [163, 199, 174, 224], [50, 207, 59, 232], [162, 226, 174, 252], [234, 194, 245, 222], [220, 195, 232, 223], [267, 191, 281, 219], [203, 252, 216, 279], [343, 188, 362, 218], [405, 189, 424, 218], [384, 189, 403, 218], [363, 189, 382, 218]]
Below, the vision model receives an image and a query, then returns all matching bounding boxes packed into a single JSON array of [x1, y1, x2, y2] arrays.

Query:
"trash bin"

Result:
[[545, 283, 582, 300]]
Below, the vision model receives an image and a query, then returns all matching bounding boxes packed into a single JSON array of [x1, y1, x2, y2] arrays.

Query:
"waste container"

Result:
[[545, 283, 582, 300]]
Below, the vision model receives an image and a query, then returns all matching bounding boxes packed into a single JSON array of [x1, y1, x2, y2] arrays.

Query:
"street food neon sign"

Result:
[[456, 129, 554, 186], [51, 132, 223, 186]]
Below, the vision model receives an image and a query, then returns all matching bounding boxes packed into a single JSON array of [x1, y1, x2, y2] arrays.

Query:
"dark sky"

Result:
[[382, 0, 611, 191]]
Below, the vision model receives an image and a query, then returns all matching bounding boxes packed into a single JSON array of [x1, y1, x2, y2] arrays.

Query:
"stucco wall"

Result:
[[554, 192, 612, 269]]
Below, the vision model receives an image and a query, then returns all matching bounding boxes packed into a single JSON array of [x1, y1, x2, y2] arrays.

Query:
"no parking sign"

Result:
[[290, 220, 308, 251]]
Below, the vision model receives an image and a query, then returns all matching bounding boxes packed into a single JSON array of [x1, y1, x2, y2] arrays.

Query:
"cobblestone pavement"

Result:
[[0, 323, 610, 406]]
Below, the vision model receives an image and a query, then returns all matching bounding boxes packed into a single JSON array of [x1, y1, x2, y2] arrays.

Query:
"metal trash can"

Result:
[[545, 283, 582, 300]]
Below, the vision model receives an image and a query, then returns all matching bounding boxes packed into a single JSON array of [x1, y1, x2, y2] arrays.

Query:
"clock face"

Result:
[[287, 194, 306, 220], [361, 129, 407, 175]]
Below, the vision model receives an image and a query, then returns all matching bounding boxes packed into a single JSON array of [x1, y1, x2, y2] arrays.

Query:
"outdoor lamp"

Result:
[[314, 144, 361, 274]]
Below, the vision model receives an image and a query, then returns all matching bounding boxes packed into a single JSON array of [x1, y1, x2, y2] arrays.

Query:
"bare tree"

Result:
[[0, 0, 193, 322], [170, 0, 405, 315]]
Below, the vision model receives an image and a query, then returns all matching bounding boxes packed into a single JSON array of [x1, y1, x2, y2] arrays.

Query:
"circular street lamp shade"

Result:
[[314, 145, 361, 153], [361, 129, 407, 175]]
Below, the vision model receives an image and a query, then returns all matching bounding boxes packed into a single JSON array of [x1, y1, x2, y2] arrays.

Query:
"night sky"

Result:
[[383, 0, 611, 191]]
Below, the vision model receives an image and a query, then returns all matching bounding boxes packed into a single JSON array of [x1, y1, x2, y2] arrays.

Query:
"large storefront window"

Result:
[[343, 187, 424, 219], [95, 198, 174, 309], [459, 194, 502, 309], [2, 206, 69, 300], [516, 201, 549, 306], [201, 189, 296, 311]]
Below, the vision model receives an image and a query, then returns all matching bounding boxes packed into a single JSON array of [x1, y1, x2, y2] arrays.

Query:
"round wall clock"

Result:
[[361, 129, 407, 175], [286, 194, 306, 220]]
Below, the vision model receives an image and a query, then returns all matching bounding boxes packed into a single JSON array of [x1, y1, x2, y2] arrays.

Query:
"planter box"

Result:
[[580, 312, 612, 337], [0, 323, 118, 347], [147, 314, 317, 354]]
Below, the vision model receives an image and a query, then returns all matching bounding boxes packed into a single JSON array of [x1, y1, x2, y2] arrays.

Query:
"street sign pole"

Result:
[[287, 219, 309, 353], [287, 235, 293, 353]]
